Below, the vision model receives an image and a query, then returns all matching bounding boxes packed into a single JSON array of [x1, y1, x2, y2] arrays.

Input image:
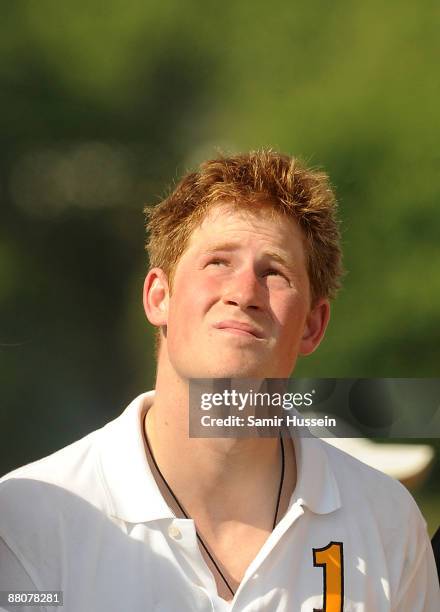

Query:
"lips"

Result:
[[213, 320, 264, 339]]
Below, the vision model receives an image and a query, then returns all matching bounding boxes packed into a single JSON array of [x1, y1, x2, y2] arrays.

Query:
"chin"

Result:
[[177, 345, 279, 379], [202, 361, 272, 380]]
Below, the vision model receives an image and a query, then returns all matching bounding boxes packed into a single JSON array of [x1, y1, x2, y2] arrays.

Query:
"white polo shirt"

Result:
[[0, 392, 438, 611]]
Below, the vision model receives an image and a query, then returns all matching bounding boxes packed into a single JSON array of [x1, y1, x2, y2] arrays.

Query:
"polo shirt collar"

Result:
[[97, 391, 341, 524], [97, 391, 174, 523], [290, 431, 342, 515]]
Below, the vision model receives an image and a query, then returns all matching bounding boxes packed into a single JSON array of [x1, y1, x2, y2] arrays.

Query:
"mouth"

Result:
[[213, 320, 264, 339]]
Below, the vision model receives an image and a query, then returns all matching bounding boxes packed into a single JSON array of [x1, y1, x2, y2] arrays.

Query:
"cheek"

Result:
[[271, 292, 299, 318], [170, 275, 219, 329], [274, 295, 308, 338], [189, 275, 220, 313]]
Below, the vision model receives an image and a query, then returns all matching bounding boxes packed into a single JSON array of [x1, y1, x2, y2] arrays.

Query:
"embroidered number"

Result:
[[313, 541, 344, 612]]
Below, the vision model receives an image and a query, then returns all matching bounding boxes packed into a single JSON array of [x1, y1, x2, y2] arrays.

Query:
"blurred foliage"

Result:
[[0, 1, 439, 526]]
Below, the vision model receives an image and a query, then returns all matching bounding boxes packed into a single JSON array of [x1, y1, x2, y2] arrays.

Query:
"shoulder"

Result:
[[0, 426, 108, 510], [0, 392, 152, 551], [0, 426, 112, 546], [317, 439, 436, 597], [320, 438, 424, 524], [0, 423, 121, 588], [314, 439, 440, 605]]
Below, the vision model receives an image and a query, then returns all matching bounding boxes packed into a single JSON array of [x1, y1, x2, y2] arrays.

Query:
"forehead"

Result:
[[186, 203, 307, 256]]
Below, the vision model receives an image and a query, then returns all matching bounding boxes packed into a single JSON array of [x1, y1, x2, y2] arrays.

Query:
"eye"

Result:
[[263, 268, 282, 277], [263, 268, 292, 286], [206, 258, 228, 266]]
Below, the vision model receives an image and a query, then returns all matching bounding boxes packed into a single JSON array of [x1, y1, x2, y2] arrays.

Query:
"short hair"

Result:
[[145, 149, 343, 350]]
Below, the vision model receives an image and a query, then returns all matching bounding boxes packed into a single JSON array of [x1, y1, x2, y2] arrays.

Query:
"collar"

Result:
[[97, 391, 174, 523], [289, 428, 341, 515], [97, 391, 341, 523]]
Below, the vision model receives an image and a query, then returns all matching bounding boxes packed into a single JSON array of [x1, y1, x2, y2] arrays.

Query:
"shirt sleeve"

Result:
[[393, 535, 440, 612], [0, 537, 46, 612]]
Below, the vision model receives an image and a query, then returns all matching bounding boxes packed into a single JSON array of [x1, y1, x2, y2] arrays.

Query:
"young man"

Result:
[[0, 150, 438, 611]]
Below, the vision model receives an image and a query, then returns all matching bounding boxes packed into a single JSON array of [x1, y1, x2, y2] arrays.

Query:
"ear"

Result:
[[143, 268, 170, 327], [299, 298, 330, 356]]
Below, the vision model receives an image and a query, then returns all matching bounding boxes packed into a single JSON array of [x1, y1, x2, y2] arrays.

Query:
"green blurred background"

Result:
[[1, 1, 439, 533]]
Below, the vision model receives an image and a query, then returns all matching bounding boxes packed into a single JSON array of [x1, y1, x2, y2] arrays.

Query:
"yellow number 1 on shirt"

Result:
[[313, 541, 344, 612]]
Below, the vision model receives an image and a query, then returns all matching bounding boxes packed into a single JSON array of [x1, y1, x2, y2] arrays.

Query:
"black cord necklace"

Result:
[[143, 428, 285, 598]]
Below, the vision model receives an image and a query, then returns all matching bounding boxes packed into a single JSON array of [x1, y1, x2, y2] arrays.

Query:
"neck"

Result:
[[144, 350, 296, 527]]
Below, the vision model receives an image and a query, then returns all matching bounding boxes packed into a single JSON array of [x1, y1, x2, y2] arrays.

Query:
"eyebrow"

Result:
[[201, 242, 294, 269], [203, 241, 241, 254]]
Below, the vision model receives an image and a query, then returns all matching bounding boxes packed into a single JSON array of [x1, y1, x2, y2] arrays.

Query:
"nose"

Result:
[[221, 266, 265, 311]]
